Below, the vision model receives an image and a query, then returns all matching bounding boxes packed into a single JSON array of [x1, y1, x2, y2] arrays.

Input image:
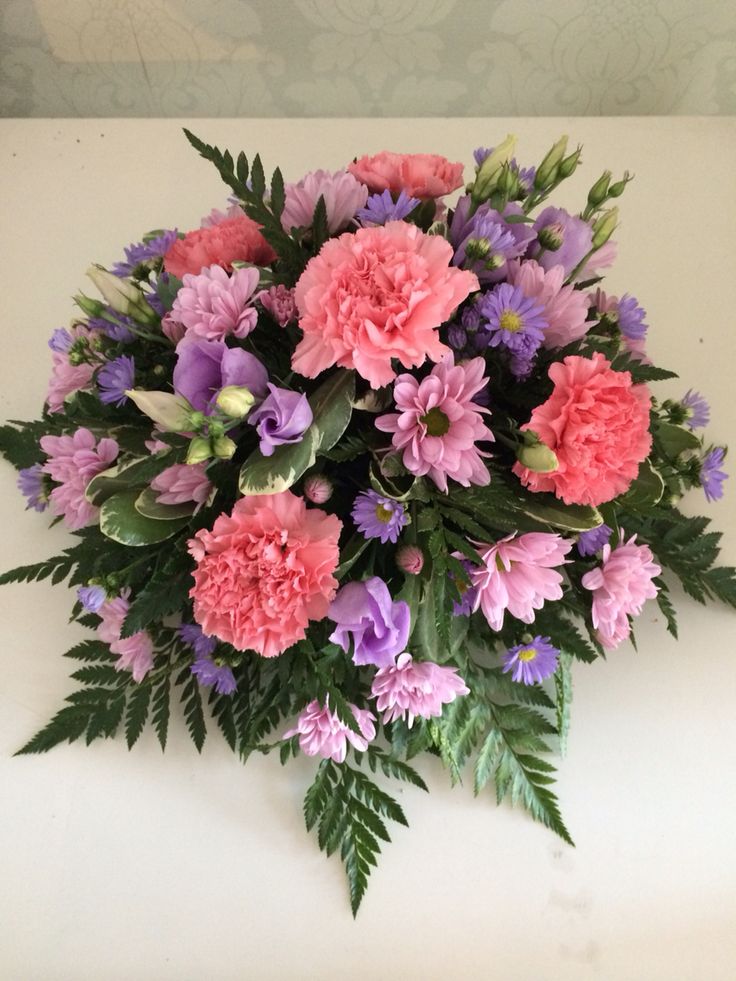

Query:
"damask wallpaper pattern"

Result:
[[1, 0, 735, 117]]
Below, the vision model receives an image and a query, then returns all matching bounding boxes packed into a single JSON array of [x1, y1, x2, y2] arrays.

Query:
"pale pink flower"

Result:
[[303, 474, 333, 504], [281, 169, 368, 234], [396, 545, 424, 575], [471, 533, 572, 631], [171, 264, 261, 341], [257, 284, 297, 326], [46, 324, 97, 413], [283, 699, 376, 763], [376, 354, 493, 492], [200, 203, 246, 227], [581, 533, 661, 649], [97, 589, 154, 682], [371, 653, 469, 727], [348, 151, 464, 199], [150, 463, 212, 506], [40, 427, 119, 530], [161, 312, 187, 344], [506, 259, 591, 348]]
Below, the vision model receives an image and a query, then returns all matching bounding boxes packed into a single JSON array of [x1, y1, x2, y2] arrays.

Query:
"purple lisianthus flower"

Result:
[[97, 355, 135, 406], [478, 283, 548, 367], [616, 294, 648, 340], [351, 490, 408, 544], [502, 636, 559, 685], [533, 207, 593, 278], [248, 384, 313, 457], [17, 463, 48, 512], [191, 653, 237, 695], [450, 558, 478, 616], [77, 584, 107, 613], [173, 337, 268, 414], [450, 197, 536, 284], [179, 622, 217, 659], [49, 328, 73, 354], [577, 523, 612, 557], [112, 229, 178, 277], [700, 447, 728, 502], [681, 390, 710, 430], [356, 189, 420, 226], [328, 576, 410, 669]]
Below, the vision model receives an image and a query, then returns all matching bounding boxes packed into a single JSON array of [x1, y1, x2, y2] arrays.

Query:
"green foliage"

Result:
[[610, 351, 678, 384], [0, 421, 45, 469], [99, 489, 190, 546], [0, 550, 78, 587]]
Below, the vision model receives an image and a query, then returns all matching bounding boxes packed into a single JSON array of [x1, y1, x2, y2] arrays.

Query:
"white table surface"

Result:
[[1, 117, 735, 981]]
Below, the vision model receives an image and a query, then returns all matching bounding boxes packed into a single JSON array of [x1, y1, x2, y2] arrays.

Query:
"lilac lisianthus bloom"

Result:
[[351, 490, 408, 544], [700, 447, 728, 502], [502, 636, 560, 685], [77, 584, 107, 613], [17, 463, 48, 512], [533, 207, 593, 278], [681, 390, 710, 430], [328, 576, 410, 669], [97, 355, 135, 406], [356, 189, 420, 226], [248, 383, 313, 456], [173, 337, 268, 414], [112, 229, 178, 277], [577, 524, 612, 557], [449, 196, 536, 284]]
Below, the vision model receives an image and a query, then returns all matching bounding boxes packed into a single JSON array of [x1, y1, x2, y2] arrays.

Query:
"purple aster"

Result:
[[77, 585, 107, 613], [681, 390, 710, 430], [700, 447, 728, 502], [351, 490, 408, 544], [478, 283, 548, 362], [191, 653, 237, 695], [97, 355, 135, 406], [88, 314, 135, 344], [473, 146, 492, 167], [179, 622, 217, 659], [48, 328, 73, 353], [112, 229, 178, 277], [577, 523, 612, 557], [450, 559, 478, 616], [248, 384, 313, 457], [616, 294, 648, 340], [356, 189, 420, 226], [517, 165, 536, 194], [449, 197, 535, 284], [17, 464, 48, 512], [502, 636, 559, 685], [447, 323, 468, 352]]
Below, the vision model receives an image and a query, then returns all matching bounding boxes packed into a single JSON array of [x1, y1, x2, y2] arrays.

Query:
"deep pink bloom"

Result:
[[257, 284, 297, 326], [164, 215, 276, 278], [281, 169, 368, 234], [283, 700, 376, 763], [471, 533, 572, 631], [171, 265, 260, 341], [97, 590, 154, 682], [506, 259, 591, 348], [371, 653, 469, 727], [376, 354, 493, 492], [46, 324, 97, 413], [348, 151, 464, 200], [189, 491, 342, 658], [396, 545, 424, 575], [581, 534, 661, 649], [150, 463, 212, 506], [292, 222, 478, 387], [40, 427, 119, 530]]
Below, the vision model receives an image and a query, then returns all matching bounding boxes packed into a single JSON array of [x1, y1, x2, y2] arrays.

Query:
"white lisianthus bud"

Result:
[[86, 265, 157, 324], [472, 134, 517, 201], [126, 390, 193, 432], [216, 385, 255, 420], [186, 436, 212, 465], [591, 207, 619, 249], [213, 435, 237, 460], [534, 135, 569, 189]]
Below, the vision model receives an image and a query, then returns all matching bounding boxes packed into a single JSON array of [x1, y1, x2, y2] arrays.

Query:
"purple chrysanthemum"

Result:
[[48, 328, 73, 354], [179, 622, 217, 659], [502, 636, 560, 685], [97, 355, 135, 406], [478, 283, 548, 364], [356, 189, 420, 226], [17, 463, 48, 512], [577, 523, 612, 557], [77, 584, 107, 612], [616, 294, 648, 340], [112, 229, 178, 277], [352, 490, 408, 544], [681, 390, 710, 430], [451, 558, 478, 616], [191, 652, 237, 695], [700, 447, 728, 502]]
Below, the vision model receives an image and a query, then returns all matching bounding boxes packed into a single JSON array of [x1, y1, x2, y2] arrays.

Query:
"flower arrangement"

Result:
[[2, 131, 734, 915]]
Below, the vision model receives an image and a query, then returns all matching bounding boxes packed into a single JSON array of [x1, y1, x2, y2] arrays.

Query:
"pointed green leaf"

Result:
[[100, 490, 189, 546]]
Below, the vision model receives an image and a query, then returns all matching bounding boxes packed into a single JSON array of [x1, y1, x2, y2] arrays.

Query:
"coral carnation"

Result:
[[188, 491, 342, 658], [513, 353, 652, 507], [40, 427, 119, 530], [506, 259, 591, 349], [348, 151, 464, 200], [163, 215, 276, 278]]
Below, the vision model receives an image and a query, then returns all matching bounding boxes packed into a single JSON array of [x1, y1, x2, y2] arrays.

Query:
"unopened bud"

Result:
[[212, 435, 237, 460], [465, 237, 491, 261], [537, 222, 564, 252], [473, 134, 517, 201], [396, 544, 424, 576], [126, 390, 193, 432], [517, 431, 559, 473], [591, 207, 619, 249], [534, 136, 568, 189], [484, 253, 506, 271], [186, 437, 212, 465], [587, 170, 612, 208], [558, 146, 582, 179], [607, 171, 632, 198], [303, 474, 333, 504], [74, 294, 106, 318], [86, 264, 156, 323]]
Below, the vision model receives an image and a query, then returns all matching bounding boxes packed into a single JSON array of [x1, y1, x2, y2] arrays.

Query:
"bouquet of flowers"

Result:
[[2, 131, 733, 914]]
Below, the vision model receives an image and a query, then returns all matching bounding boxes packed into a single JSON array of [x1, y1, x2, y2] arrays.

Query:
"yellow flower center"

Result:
[[499, 310, 523, 333], [375, 504, 394, 524], [517, 646, 538, 662]]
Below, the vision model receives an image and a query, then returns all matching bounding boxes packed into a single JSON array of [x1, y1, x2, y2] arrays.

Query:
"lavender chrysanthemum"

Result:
[[681, 390, 710, 430], [502, 636, 559, 685], [77, 584, 107, 612], [112, 229, 178, 277], [48, 328, 73, 354], [700, 447, 728, 502], [352, 490, 408, 544], [17, 463, 48, 512], [478, 283, 548, 366], [577, 523, 612, 557], [356, 189, 419, 226], [97, 355, 135, 406], [179, 622, 217, 659], [616, 294, 648, 340]]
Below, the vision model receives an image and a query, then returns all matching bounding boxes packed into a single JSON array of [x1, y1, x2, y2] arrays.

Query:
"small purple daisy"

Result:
[[179, 622, 217, 660], [191, 653, 237, 695], [577, 523, 612, 557], [616, 294, 648, 340], [478, 283, 548, 362], [48, 328, 73, 354], [502, 636, 560, 685], [97, 355, 135, 406], [88, 314, 135, 344], [77, 585, 107, 613], [352, 490, 408, 545], [681, 390, 710, 430], [700, 447, 728, 502], [17, 463, 48, 512], [450, 559, 478, 617], [356, 190, 419, 226], [453, 215, 520, 276], [112, 229, 178, 277]]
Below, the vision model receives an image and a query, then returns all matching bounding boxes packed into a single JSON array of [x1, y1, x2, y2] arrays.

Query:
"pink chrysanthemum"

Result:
[[283, 699, 376, 763], [188, 490, 342, 658], [281, 169, 368, 234], [40, 427, 119, 530], [375, 354, 493, 492], [471, 532, 572, 631], [164, 215, 276, 278], [506, 259, 591, 349], [46, 325, 97, 413], [171, 265, 260, 341], [150, 463, 212, 506], [371, 653, 469, 727], [97, 590, 154, 682], [581, 534, 661, 649], [348, 151, 464, 200], [292, 222, 478, 388]]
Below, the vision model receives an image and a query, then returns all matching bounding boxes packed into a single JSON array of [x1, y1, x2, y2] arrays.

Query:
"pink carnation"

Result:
[[506, 259, 591, 348], [46, 325, 97, 413], [581, 534, 661, 649], [188, 490, 342, 658], [513, 353, 652, 507], [164, 215, 276, 279], [376, 354, 493, 492], [471, 533, 572, 631], [40, 427, 119, 530], [171, 265, 260, 341], [97, 590, 154, 682], [348, 151, 464, 199], [292, 222, 478, 387], [283, 700, 376, 763], [257, 284, 297, 327], [151, 463, 212, 506], [281, 169, 368, 234], [371, 653, 469, 727]]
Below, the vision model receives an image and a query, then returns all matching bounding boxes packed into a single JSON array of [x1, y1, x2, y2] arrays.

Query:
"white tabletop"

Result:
[[1, 118, 735, 981]]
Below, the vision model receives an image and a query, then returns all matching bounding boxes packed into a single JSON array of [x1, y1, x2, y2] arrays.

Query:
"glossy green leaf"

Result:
[[100, 490, 189, 546]]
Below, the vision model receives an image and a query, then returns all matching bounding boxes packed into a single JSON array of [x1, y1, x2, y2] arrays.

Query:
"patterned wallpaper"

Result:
[[2, 0, 735, 117]]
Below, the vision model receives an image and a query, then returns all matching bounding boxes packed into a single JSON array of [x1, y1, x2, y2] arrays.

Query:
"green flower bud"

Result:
[[126, 389, 194, 432], [213, 435, 237, 460], [558, 146, 582, 179], [587, 170, 612, 208], [186, 437, 212, 465], [473, 134, 517, 201], [216, 385, 256, 420], [517, 431, 559, 473], [537, 221, 564, 252], [73, 294, 106, 318], [86, 264, 158, 325], [534, 136, 568, 189], [591, 207, 619, 249], [607, 171, 632, 198]]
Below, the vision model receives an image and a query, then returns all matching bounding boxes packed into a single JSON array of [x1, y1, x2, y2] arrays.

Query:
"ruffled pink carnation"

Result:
[[292, 222, 478, 387], [283, 700, 376, 763], [581, 534, 661, 649], [513, 353, 652, 507], [348, 151, 464, 199], [188, 490, 342, 658], [257, 284, 297, 327], [282, 169, 368, 234], [46, 325, 97, 413], [150, 463, 212, 506], [371, 653, 469, 727], [506, 259, 591, 348], [97, 589, 154, 682], [471, 532, 572, 631], [376, 354, 493, 492], [40, 427, 119, 530], [171, 265, 260, 341], [164, 215, 276, 278]]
